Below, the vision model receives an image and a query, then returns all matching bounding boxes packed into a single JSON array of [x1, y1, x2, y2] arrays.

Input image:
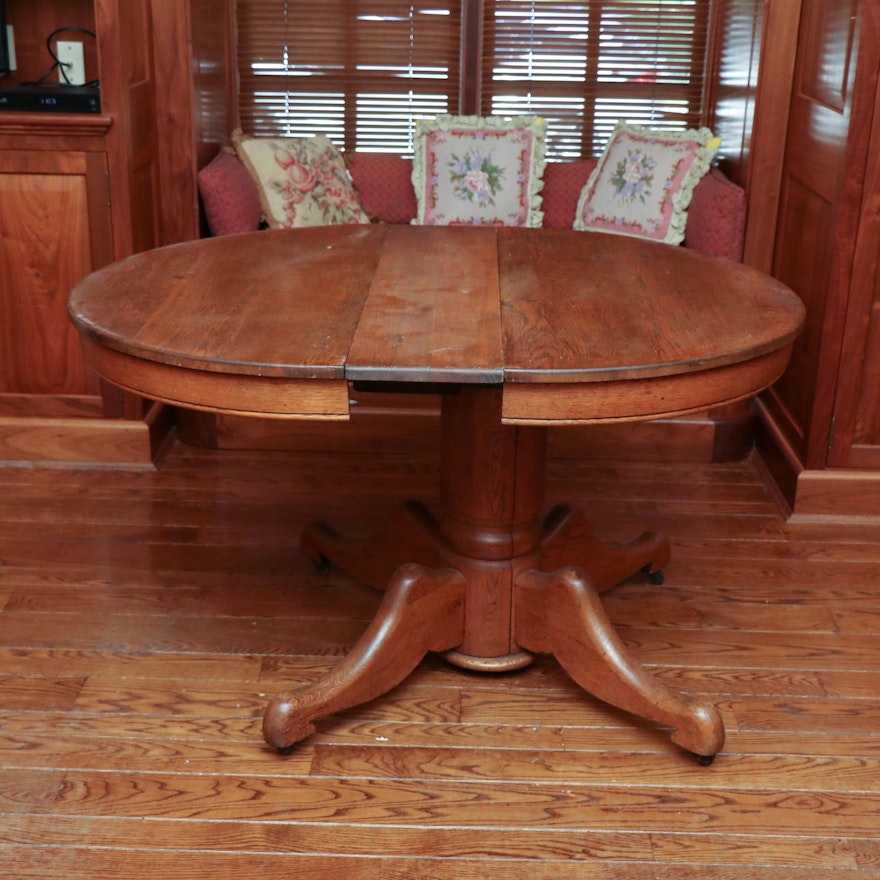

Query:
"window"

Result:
[[236, 0, 712, 158], [483, 1, 712, 157], [236, 0, 462, 154]]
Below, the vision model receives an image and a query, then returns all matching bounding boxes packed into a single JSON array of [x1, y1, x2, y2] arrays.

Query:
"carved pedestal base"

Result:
[[263, 387, 725, 762]]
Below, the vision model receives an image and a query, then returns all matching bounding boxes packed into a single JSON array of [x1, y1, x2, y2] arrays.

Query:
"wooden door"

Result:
[[763, 0, 865, 469], [0, 150, 112, 397]]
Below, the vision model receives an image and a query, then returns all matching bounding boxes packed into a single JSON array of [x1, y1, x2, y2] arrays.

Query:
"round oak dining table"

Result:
[[69, 224, 804, 763]]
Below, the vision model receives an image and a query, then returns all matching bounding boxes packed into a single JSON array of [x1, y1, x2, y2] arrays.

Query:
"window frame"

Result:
[[234, 0, 715, 158]]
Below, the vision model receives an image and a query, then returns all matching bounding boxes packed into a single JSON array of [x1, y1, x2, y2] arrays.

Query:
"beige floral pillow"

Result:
[[574, 122, 721, 245], [232, 130, 369, 229], [412, 115, 546, 227]]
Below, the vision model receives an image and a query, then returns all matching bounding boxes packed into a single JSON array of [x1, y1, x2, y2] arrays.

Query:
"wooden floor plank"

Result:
[[2, 815, 877, 869], [0, 444, 878, 876], [3, 582, 842, 634], [3, 848, 865, 880], [22, 769, 879, 836], [308, 743, 880, 792]]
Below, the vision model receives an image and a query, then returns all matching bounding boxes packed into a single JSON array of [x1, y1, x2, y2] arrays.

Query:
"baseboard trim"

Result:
[[786, 469, 880, 522], [754, 396, 880, 523], [0, 403, 174, 466]]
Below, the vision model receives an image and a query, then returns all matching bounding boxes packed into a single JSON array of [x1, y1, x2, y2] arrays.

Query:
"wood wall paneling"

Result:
[[827, 0, 880, 469], [3, 0, 97, 85], [767, 0, 862, 470], [833, 258, 880, 468], [189, 0, 238, 163], [754, 0, 880, 517], [768, 173, 835, 458], [0, 0, 173, 463], [739, 0, 803, 273], [98, 0, 160, 258], [149, 0, 237, 245]]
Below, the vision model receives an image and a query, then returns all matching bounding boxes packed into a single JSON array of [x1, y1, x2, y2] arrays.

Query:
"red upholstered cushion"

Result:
[[683, 167, 746, 261], [541, 159, 597, 229], [347, 152, 418, 224], [198, 147, 746, 261], [347, 154, 609, 230], [198, 149, 262, 236]]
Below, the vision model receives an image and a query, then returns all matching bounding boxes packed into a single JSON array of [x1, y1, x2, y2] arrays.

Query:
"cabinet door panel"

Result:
[[767, 0, 861, 467], [828, 33, 880, 468], [0, 151, 105, 395], [831, 213, 880, 470]]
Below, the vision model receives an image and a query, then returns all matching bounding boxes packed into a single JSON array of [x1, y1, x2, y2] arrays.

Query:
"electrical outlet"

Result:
[[57, 40, 86, 86], [5, 25, 15, 71]]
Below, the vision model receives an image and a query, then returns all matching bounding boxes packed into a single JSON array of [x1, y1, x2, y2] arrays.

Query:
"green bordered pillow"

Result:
[[232, 130, 369, 229], [574, 122, 721, 245], [412, 115, 547, 227]]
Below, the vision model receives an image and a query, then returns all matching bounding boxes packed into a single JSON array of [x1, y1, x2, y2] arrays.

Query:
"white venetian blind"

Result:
[[235, 1, 713, 158], [236, 0, 463, 154], [482, 0, 711, 158]]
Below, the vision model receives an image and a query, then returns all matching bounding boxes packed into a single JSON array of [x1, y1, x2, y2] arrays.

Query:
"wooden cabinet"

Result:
[[760, 0, 863, 467], [824, 10, 880, 473], [742, 0, 880, 517], [828, 112, 880, 471], [0, 148, 111, 398], [0, 0, 171, 461]]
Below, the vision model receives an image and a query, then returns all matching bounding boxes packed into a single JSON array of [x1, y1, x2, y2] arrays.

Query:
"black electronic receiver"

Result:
[[0, 83, 101, 113]]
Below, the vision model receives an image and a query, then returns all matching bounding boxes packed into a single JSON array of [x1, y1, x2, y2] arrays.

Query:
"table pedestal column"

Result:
[[263, 386, 725, 762]]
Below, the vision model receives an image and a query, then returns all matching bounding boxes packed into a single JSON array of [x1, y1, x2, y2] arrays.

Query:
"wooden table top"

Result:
[[68, 224, 805, 425]]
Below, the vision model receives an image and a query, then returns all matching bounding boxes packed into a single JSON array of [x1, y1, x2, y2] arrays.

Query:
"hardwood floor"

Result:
[[0, 439, 878, 878]]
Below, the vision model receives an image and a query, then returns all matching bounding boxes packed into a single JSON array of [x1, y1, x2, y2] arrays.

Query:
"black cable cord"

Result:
[[31, 26, 98, 87]]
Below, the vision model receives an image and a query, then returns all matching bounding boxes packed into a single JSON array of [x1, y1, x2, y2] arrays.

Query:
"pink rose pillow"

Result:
[[232, 130, 369, 229]]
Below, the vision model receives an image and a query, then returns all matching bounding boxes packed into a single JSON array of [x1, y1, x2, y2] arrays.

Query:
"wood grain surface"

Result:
[[347, 225, 504, 384], [68, 225, 805, 424], [0, 442, 877, 877], [69, 225, 387, 379]]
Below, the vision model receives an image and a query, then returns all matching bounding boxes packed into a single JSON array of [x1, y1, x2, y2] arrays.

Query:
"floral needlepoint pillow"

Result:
[[574, 122, 721, 245], [232, 130, 370, 229], [412, 115, 547, 227]]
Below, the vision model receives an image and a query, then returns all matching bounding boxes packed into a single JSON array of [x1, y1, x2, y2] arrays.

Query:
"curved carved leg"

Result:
[[536, 504, 671, 593], [263, 563, 466, 751], [515, 567, 724, 761], [300, 500, 449, 590]]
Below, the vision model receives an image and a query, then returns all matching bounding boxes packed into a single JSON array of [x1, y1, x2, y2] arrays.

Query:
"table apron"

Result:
[[80, 337, 351, 420], [501, 346, 793, 425]]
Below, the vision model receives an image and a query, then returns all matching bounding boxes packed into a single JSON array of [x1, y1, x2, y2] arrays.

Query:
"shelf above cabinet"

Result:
[[0, 111, 111, 137]]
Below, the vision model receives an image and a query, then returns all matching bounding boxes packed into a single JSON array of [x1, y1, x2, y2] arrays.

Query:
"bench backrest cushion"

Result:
[[682, 167, 747, 262], [346, 153, 417, 225], [197, 148, 263, 237], [198, 147, 746, 261]]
